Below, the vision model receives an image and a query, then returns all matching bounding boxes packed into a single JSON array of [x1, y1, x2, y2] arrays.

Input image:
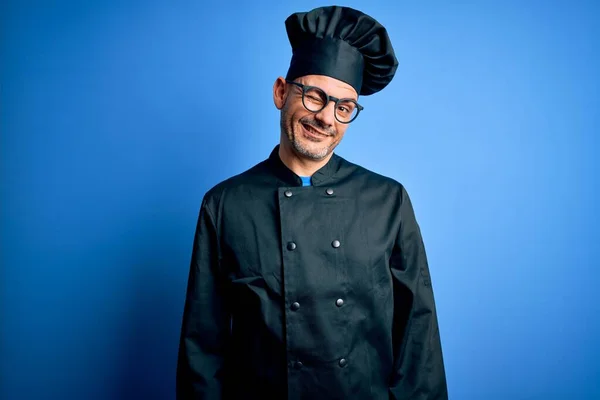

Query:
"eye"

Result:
[[337, 101, 356, 114], [304, 87, 327, 105]]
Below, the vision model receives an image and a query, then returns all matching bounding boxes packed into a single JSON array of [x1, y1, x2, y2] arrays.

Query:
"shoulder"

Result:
[[337, 154, 407, 197], [337, 155, 421, 228], [200, 159, 270, 212]]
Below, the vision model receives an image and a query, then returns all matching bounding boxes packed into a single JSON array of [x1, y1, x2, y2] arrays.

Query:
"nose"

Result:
[[314, 100, 336, 128]]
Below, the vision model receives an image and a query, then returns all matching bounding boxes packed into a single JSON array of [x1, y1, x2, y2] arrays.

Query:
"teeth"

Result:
[[305, 124, 321, 136]]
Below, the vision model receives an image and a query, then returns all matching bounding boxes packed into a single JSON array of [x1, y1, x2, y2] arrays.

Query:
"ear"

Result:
[[273, 77, 287, 110]]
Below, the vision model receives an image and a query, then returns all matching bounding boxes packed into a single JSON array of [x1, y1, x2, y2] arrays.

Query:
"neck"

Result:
[[278, 141, 333, 177]]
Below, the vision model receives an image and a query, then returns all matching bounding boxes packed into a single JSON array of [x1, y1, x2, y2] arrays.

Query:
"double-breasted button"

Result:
[[294, 361, 303, 369], [284, 190, 293, 198], [336, 298, 344, 307], [338, 358, 348, 368], [332, 240, 341, 248], [291, 302, 300, 311], [287, 242, 297, 251], [325, 188, 334, 195]]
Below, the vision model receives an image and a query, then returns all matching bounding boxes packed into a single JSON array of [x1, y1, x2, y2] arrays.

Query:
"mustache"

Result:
[[300, 117, 336, 136]]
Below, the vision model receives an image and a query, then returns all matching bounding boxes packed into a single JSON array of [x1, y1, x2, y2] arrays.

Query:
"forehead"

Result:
[[296, 74, 358, 99]]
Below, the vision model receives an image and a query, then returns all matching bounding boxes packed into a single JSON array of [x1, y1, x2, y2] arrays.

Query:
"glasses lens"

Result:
[[302, 87, 328, 112], [335, 100, 359, 123]]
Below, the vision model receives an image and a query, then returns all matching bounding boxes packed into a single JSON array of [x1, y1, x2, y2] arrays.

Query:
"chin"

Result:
[[292, 140, 331, 160]]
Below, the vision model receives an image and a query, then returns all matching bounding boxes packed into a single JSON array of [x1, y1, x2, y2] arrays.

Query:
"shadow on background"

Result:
[[110, 214, 191, 400]]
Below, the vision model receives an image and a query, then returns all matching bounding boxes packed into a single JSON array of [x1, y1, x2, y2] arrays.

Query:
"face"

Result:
[[274, 75, 357, 161]]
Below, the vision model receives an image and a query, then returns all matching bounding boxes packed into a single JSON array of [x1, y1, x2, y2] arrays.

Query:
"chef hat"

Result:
[[285, 5, 398, 96]]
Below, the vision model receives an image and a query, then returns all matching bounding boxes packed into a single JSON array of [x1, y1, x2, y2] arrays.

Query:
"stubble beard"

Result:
[[280, 104, 335, 161]]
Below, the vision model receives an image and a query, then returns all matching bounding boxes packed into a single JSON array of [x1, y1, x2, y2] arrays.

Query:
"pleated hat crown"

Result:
[[285, 5, 398, 96]]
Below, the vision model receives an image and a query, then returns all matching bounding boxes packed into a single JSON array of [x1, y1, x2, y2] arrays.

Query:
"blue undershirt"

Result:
[[300, 176, 312, 186]]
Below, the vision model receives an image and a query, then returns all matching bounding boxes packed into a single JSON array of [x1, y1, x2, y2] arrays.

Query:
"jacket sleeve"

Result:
[[389, 185, 448, 400], [176, 198, 230, 399]]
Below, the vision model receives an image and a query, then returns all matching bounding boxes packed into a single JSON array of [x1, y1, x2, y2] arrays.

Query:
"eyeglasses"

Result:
[[285, 80, 364, 124]]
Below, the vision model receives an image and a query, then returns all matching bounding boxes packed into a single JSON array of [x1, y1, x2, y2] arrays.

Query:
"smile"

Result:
[[302, 123, 329, 139]]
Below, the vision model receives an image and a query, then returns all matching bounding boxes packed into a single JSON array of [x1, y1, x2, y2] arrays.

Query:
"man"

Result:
[[177, 6, 447, 400]]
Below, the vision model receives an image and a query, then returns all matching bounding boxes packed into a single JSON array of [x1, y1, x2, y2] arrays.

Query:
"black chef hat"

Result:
[[285, 6, 398, 96]]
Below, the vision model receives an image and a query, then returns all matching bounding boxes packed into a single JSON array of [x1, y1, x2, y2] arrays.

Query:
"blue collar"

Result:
[[300, 176, 312, 186]]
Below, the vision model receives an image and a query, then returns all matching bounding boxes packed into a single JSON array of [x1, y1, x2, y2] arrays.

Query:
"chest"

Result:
[[218, 184, 397, 296]]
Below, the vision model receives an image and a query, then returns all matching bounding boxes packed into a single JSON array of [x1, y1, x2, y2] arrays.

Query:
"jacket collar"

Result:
[[266, 144, 343, 187]]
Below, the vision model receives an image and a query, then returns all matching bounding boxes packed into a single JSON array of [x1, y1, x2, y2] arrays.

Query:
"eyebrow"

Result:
[[332, 87, 358, 101], [290, 80, 359, 102], [317, 84, 358, 101]]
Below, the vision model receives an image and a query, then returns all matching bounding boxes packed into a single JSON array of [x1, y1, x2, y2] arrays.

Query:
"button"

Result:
[[287, 242, 297, 251], [284, 190, 293, 197], [332, 240, 341, 248], [326, 188, 334, 195], [294, 361, 303, 369], [291, 302, 300, 311], [338, 358, 348, 368], [336, 298, 344, 307]]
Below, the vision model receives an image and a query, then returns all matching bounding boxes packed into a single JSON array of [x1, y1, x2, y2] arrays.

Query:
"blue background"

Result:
[[2, 1, 599, 399]]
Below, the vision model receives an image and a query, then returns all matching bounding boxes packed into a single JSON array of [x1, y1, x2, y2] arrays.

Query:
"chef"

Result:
[[176, 5, 448, 399]]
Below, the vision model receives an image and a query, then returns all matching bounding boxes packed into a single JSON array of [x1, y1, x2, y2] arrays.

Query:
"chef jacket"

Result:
[[176, 145, 448, 399]]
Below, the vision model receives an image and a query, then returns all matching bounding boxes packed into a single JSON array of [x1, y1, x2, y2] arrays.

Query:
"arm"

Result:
[[389, 185, 448, 400], [176, 198, 230, 399]]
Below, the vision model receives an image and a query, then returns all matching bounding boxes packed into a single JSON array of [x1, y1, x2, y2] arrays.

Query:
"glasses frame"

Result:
[[285, 80, 364, 124]]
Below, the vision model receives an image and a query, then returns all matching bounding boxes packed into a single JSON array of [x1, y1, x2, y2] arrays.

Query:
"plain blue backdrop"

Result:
[[2, 1, 599, 399]]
